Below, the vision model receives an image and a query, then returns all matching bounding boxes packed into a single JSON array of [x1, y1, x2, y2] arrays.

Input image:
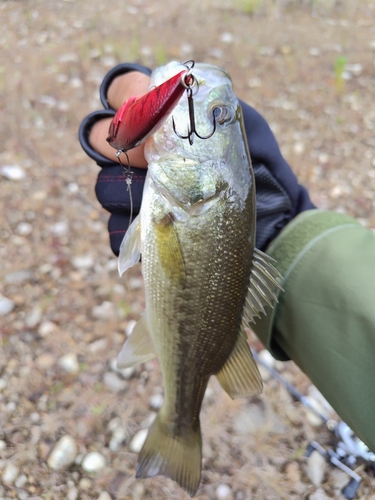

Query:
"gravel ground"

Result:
[[1, 0, 375, 499]]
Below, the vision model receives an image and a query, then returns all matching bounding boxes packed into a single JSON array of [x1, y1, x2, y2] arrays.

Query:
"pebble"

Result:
[[129, 429, 148, 453], [58, 353, 80, 374], [16, 222, 32, 235], [67, 487, 79, 500], [0, 440, 6, 450], [0, 164, 25, 180], [149, 393, 164, 410], [50, 220, 68, 236], [78, 477, 92, 489], [0, 295, 15, 315], [285, 461, 301, 484], [4, 270, 32, 284], [220, 32, 233, 43], [233, 404, 266, 434], [109, 427, 127, 452], [35, 353, 56, 370], [81, 452, 106, 473], [14, 474, 27, 488], [309, 488, 331, 500], [88, 338, 107, 353], [72, 254, 94, 270], [92, 301, 116, 320], [0, 378, 7, 391], [25, 306, 42, 328], [306, 450, 326, 486], [17, 490, 29, 500], [2, 463, 19, 484], [97, 492, 112, 500], [38, 321, 58, 337], [47, 435, 78, 470], [216, 484, 232, 499], [103, 372, 128, 392]]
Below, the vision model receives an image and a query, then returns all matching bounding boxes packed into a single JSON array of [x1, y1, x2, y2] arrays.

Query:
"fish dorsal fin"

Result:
[[242, 248, 283, 325], [117, 315, 155, 369], [215, 329, 263, 399], [118, 214, 141, 276]]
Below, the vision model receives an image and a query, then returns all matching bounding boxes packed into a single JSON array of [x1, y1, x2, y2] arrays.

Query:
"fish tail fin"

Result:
[[136, 411, 202, 497]]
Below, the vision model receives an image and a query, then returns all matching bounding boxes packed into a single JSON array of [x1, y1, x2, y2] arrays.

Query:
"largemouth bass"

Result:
[[115, 61, 282, 496]]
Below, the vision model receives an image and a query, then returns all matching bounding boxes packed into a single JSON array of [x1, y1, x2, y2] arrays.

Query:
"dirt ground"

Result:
[[1, 0, 375, 499]]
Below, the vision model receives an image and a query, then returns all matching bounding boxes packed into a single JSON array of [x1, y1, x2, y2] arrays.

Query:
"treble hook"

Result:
[[172, 63, 216, 145]]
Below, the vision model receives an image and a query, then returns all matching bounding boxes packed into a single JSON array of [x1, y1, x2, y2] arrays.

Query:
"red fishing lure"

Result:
[[107, 69, 194, 152]]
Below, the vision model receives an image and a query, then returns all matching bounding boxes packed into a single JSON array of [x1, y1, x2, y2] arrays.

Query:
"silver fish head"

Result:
[[145, 62, 247, 165]]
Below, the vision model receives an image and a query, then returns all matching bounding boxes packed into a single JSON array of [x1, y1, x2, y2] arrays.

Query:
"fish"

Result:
[[112, 61, 283, 496]]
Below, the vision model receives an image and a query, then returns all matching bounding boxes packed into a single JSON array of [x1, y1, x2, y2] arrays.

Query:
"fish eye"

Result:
[[213, 105, 233, 125]]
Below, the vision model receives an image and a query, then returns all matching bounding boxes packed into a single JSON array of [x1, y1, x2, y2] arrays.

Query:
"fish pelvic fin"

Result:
[[215, 328, 263, 398], [136, 412, 202, 497], [118, 214, 141, 276], [154, 214, 186, 286], [242, 247, 284, 324], [117, 315, 155, 369]]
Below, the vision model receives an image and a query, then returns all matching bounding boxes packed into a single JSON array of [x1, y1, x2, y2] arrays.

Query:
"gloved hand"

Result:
[[79, 63, 315, 255]]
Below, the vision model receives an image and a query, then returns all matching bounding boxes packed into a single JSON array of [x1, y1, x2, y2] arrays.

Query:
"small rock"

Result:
[[17, 490, 29, 500], [47, 435, 78, 470], [67, 487, 79, 500], [216, 484, 232, 499], [35, 353, 56, 370], [220, 32, 233, 43], [109, 427, 127, 452], [92, 301, 116, 320], [309, 488, 331, 500], [2, 463, 19, 484], [0, 440, 6, 450], [149, 393, 164, 410], [50, 221, 68, 236], [97, 492, 112, 500], [88, 338, 107, 353], [14, 474, 27, 488], [233, 404, 266, 434], [4, 270, 32, 284], [0, 295, 15, 315], [16, 222, 32, 235], [0, 378, 7, 391], [306, 451, 326, 486], [72, 254, 94, 270], [81, 452, 106, 473], [129, 429, 148, 453], [78, 477, 92, 489], [58, 353, 80, 374], [1, 164, 25, 180], [25, 306, 42, 328], [285, 461, 301, 483], [103, 372, 128, 392], [38, 321, 58, 337]]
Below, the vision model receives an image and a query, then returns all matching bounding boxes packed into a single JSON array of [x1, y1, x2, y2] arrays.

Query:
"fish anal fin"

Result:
[[136, 412, 202, 497], [215, 332, 262, 399], [118, 214, 141, 276], [154, 214, 186, 286], [117, 315, 155, 369], [242, 247, 283, 325]]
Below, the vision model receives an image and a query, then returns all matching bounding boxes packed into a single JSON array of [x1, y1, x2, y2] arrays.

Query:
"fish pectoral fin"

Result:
[[118, 214, 141, 276], [154, 214, 186, 286], [242, 247, 284, 325], [136, 412, 202, 497], [116, 315, 155, 369], [215, 330, 262, 399]]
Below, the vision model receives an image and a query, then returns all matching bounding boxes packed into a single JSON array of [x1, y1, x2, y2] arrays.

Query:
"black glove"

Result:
[[79, 63, 315, 255]]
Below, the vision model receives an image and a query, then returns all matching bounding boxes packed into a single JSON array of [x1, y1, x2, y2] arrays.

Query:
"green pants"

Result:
[[252, 209, 375, 452]]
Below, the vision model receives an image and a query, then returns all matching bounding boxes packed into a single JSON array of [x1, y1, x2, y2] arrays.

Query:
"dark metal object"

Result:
[[252, 349, 375, 499], [172, 60, 216, 145]]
